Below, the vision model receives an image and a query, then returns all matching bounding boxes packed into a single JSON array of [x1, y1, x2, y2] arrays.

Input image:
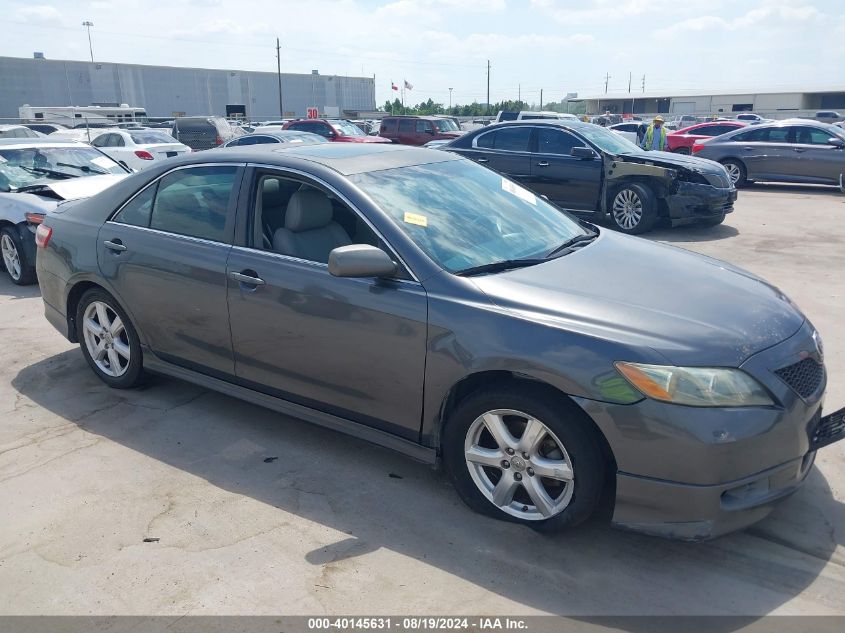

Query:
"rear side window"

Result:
[[494, 127, 531, 151], [113, 183, 157, 227], [735, 128, 789, 143], [148, 166, 238, 242], [381, 119, 397, 133]]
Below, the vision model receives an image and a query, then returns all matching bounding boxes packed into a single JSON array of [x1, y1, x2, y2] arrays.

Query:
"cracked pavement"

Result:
[[0, 183, 843, 616]]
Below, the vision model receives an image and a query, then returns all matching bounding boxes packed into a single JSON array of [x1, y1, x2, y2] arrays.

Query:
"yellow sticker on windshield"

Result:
[[502, 178, 537, 205], [404, 212, 428, 227]]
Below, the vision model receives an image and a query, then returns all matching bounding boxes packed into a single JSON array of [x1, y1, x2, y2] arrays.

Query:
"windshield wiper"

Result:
[[545, 232, 599, 259], [56, 162, 108, 175], [455, 258, 545, 277], [18, 165, 77, 180]]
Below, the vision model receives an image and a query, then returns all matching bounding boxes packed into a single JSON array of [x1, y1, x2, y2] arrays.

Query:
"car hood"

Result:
[[470, 231, 804, 367], [617, 150, 727, 176], [18, 174, 127, 201]]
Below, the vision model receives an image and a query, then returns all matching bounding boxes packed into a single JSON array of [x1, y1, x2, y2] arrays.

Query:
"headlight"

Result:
[[614, 362, 774, 407]]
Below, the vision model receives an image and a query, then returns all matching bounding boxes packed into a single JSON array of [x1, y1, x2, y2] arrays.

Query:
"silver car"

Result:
[[693, 119, 845, 187]]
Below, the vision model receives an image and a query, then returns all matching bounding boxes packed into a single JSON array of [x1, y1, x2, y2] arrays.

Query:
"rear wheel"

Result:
[[609, 182, 658, 234], [76, 289, 145, 388], [443, 385, 605, 532], [1, 226, 36, 285], [721, 159, 747, 188]]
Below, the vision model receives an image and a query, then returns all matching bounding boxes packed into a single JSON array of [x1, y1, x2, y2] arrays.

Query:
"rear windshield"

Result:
[[129, 132, 177, 144], [499, 112, 518, 121]]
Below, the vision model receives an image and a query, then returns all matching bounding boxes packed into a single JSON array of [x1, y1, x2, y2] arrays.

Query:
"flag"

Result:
[[404, 80, 413, 90], [391, 81, 398, 91]]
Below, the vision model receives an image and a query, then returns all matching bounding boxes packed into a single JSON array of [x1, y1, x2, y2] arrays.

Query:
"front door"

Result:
[[97, 164, 244, 375], [789, 126, 845, 184], [225, 170, 428, 440], [528, 126, 602, 212]]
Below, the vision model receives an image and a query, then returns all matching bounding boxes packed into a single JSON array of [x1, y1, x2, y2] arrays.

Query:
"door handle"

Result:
[[536, 161, 550, 167], [742, 146, 754, 151], [103, 239, 126, 252], [476, 158, 488, 163], [229, 271, 265, 287], [793, 148, 805, 153]]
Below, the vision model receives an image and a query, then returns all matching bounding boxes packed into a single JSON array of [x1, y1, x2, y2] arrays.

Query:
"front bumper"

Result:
[[575, 320, 844, 540], [665, 182, 736, 225]]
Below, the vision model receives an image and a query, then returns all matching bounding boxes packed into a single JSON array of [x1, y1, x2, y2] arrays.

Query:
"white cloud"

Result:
[[530, 0, 715, 24], [15, 4, 62, 22], [658, 1, 821, 37], [377, 0, 505, 19]]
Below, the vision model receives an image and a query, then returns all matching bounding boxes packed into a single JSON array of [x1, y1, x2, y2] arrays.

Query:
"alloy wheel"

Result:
[[1, 234, 21, 281], [464, 409, 575, 521], [612, 189, 643, 230], [724, 163, 742, 186], [82, 301, 131, 377]]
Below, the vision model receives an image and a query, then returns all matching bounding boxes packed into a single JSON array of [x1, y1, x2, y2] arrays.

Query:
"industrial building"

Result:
[[0, 55, 376, 121], [569, 88, 845, 119]]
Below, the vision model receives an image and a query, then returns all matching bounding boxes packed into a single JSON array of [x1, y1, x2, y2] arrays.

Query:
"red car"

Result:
[[667, 121, 746, 154], [283, 119, 391, 143]]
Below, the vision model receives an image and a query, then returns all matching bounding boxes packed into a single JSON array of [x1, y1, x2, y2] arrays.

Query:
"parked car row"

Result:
[[26, 141, 844, 541]]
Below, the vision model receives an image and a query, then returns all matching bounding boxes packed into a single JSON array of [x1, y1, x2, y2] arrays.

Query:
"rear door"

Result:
[[788, 125, 845, 184], [397, 119, 415, 145], [97, 164, 245, 375], [458, 127, 532, 184], [529, 126, 602, 211], [225, 168, 428, 440]]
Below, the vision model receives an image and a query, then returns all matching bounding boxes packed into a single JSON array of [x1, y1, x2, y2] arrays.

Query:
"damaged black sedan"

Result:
[[444, 120, 736, 234]]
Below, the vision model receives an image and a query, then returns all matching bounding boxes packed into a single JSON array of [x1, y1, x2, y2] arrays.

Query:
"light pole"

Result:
[[82, 21, 94, 62], [448, 87, 453, 111]]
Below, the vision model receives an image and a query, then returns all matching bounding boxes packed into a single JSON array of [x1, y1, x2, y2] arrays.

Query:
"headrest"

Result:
[[285, 188, 334, 232]]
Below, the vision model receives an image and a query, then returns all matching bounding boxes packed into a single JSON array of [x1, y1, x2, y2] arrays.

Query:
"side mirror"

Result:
[[328, 244, 398, 278], [571, 146, 597, 159], [827, 137, 845, 148]]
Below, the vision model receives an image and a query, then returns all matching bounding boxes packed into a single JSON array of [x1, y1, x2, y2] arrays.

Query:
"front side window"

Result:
[[350, 159, 588, 273], [415, 120, 432, 133], [536, 128, 580, 155], [148, 166, 238, 242], [791, 126, 839, 145]]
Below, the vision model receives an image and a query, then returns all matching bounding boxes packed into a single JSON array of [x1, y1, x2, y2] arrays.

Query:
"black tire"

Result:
[[673, 147, 691, 155], [700, 213, 726, 227], [76, 288, 146, 389], [442, 383, 605, 533], [1, 226, 37, 285], [608, 182, 658, 234], [721, 159, 748, 188]]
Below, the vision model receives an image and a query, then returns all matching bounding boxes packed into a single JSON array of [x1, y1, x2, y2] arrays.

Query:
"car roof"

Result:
[[479, 119, 596, 132], [185, 142, 460, 176], [382, 115, 450, 120], [0, 124, 28, 130], [0, 138, 87, 148]]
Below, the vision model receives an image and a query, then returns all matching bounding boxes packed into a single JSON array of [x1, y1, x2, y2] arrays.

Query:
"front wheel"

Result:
[[76, 289, 145, 388], [443, 385, 605, 532], [1, 226, 37, 285], [609, 182, 658, 234]]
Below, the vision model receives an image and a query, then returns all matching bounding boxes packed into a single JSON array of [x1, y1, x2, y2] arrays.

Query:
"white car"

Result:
[[608, 121, 645, 145], [494, 110, 579, 123], [90, 129, 191, 170], [0, 125, 44, 139]]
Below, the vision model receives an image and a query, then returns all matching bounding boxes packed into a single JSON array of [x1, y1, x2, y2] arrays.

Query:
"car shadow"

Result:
[[643, 222, 740, 243], [0, 273, 41, 300], [742, 182, 844, 197], [11, 351, 843, 621]]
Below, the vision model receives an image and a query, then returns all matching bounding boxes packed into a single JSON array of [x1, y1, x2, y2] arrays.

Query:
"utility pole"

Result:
[[540, 89, 543, 110], [448, 87, 453, 110], [82, 21, 94, 62], [628, 71, 632, 93], [641, 74, 646, 93], [486, 59, 491, 116], [604, 72, 611, 94], [276, 38, 284, 118], [518, 83, 521, 104]]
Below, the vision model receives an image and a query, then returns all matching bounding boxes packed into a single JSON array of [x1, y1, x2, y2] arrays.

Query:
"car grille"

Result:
[[810, 408, 845, 450], [774, 357, 824, 399]]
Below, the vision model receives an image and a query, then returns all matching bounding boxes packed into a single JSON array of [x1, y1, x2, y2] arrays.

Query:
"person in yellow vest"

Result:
[[640, 115, 668, 151]]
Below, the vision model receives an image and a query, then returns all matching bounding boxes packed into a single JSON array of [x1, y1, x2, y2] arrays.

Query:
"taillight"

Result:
[[692, 142, 705, 154], [215, 136, 223, 145], [35, 224, 52, 248], [134, 150, 154, 160], [25, 212, 45, 225]]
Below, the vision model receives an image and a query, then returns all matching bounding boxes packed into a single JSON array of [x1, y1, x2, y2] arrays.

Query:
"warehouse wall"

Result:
[[0, 56, 376, 119]]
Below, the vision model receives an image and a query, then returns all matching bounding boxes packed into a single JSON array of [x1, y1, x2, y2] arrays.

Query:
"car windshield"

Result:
[[434, 119, 459, 132], [332, 121, 365, 136], [0, 146, 125, 191], [576, 125, 640, 154], [129, 131, 177, 144], [350, 159, 589, 273]]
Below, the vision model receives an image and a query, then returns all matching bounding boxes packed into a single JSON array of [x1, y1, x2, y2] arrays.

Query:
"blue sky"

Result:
[[5, 0, 844, 107]]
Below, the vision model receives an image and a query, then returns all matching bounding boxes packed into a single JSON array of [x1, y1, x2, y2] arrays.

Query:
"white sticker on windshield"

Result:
[[91, 156, 115, 168], [502, 178, 536, 205]]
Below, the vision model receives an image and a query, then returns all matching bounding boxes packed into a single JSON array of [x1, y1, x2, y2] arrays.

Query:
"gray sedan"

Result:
[[35, 144, 844, 540], [693, 119, 845, 187]]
